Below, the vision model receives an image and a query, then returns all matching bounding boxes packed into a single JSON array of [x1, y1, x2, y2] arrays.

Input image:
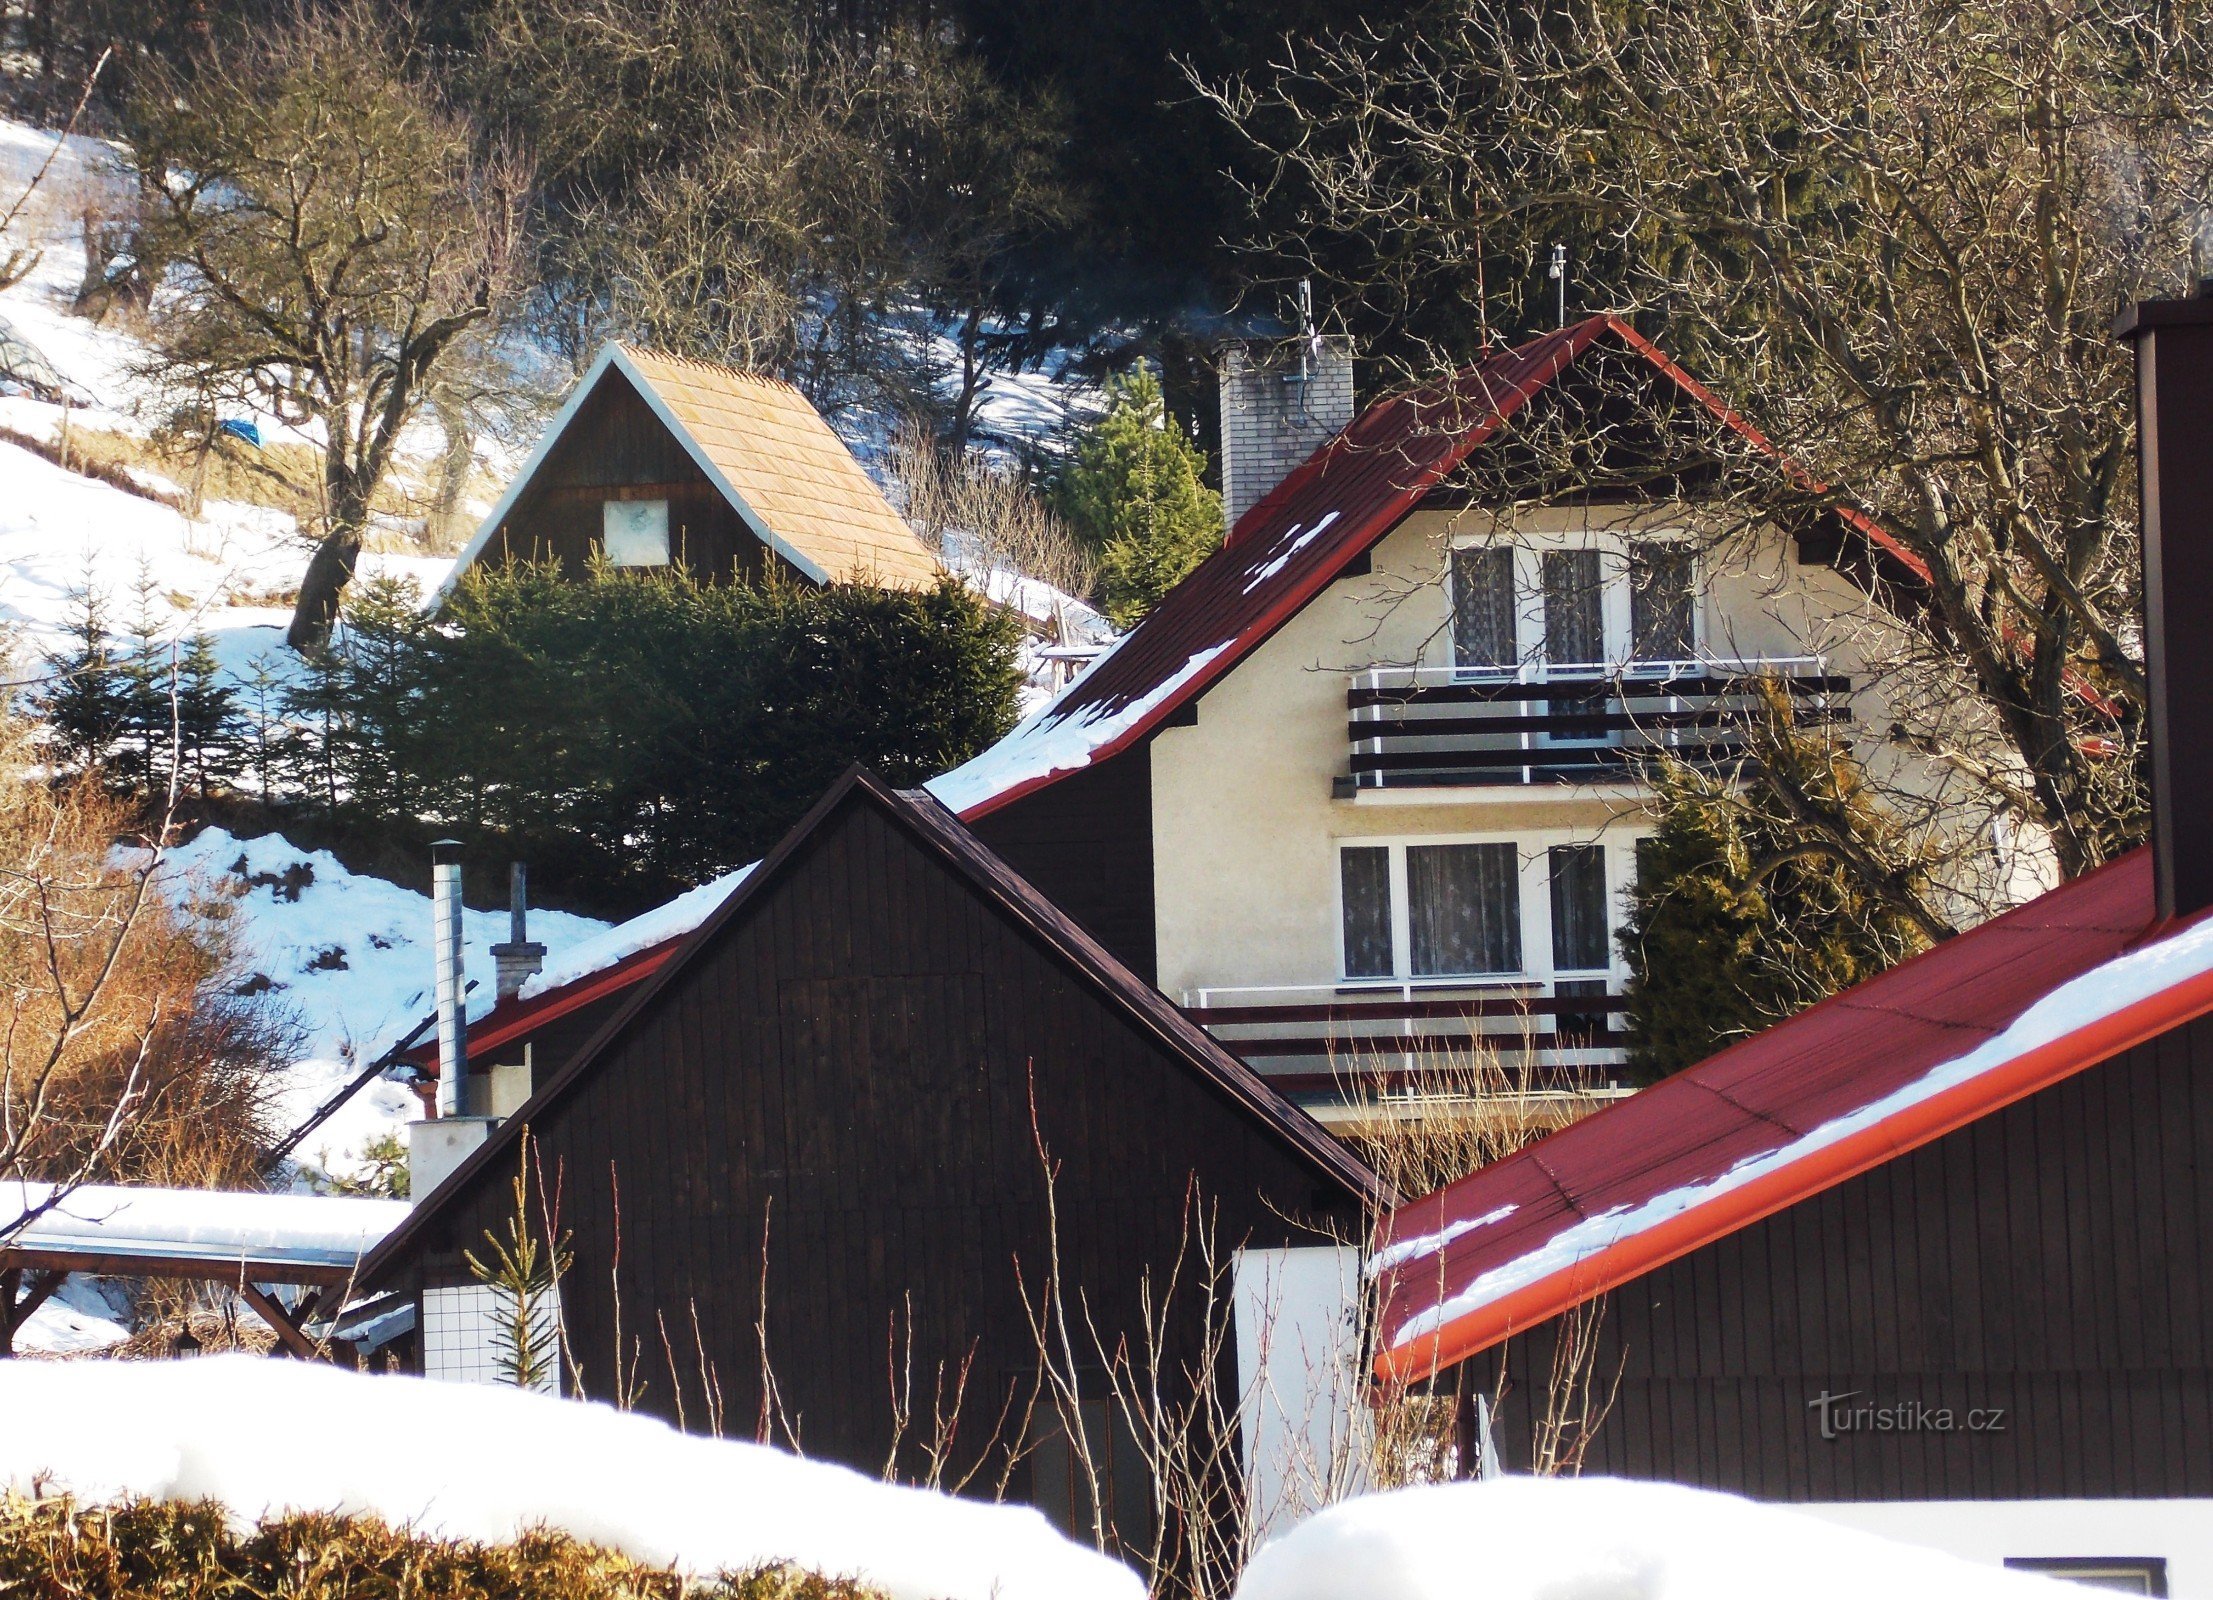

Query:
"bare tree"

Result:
[[126, 2, 530, 651], [1204, 0, 2213, 889]]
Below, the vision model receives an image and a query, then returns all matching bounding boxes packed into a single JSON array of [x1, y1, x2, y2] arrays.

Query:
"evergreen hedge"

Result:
[[37, 563, 1023, 914], [0, 1494, 882, 1600]]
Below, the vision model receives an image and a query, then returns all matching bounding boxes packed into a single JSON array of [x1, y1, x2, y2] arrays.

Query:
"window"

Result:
[[1408, 843, 1522, 976], [2004, 1558, 2167, 1595], [1451, 546, 1517, 667], [1340, 847, 1394, 979], [1027, 1394, 1154, 1557], [603, 498, 671, 566], [1549, 844, 1612, 1043], [1629, 541, 1695, 661], [1541, 548, 1604, 664], [1340, 839, 1619, 986], [1449, 536, 1700, 670], [1548, 845, 1610, 973]]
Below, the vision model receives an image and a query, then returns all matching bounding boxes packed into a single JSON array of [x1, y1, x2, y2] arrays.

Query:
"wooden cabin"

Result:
[[360, 770, 1380, 1542], [1361, 297, 2213, 1594], [445, 345, 940, 593]]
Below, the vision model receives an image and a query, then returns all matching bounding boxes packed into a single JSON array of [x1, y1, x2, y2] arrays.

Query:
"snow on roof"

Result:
[[0, 1182, 408, 1273], [926, 317, 1925, 824], [1233, 1476, 2074, 1600], [513, 862, 757, 1006], [0, 1357, 1141, 1600], [1371, 849, 2213, 1381]]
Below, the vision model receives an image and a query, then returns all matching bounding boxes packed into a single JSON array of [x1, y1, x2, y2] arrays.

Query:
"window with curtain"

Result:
[[1339, 846, 1394, 979], [1408, 843, 1522, 976], [1548, 845, 1610, 972], [1629, 542, 1695, 661], [1541, 548, 1604, 664], [1452, 546, 1517, 668]]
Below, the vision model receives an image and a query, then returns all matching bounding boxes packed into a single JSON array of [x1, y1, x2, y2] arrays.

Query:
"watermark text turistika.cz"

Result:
[[1808, 1390, 2008, 1441]]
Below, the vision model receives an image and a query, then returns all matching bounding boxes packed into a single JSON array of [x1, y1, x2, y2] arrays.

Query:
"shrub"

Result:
[[1052, 368, 1222, 626], [0, 1495, 885, 1600], [291, 564, 1022, 911]]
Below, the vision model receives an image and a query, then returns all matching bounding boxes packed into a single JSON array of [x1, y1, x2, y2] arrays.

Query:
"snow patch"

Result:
[[1241, 512, 1340, 594], [1235, 1477, 2077, 1600], [2, 1182, 407, 1270], [926, 638, 1231, 816], [514, 863, 756, 1006], [1386, 907, 2213, 1352], [1365, 1204, 1516, 1278], [0, 1357, 1144, 1600]]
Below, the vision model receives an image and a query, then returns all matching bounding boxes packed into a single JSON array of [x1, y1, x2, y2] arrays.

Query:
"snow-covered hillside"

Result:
[[0, 122, 473, 681], [156, 828, 609, 1189]]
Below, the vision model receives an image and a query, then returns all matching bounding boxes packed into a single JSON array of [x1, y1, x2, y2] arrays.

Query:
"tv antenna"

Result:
[[1548, 244, 1568, 328]]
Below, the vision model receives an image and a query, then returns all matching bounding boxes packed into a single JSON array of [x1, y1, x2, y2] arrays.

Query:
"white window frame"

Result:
[[1446, 531, 1701, 673], [602, 497, 672, 567], [1333, 829, 1637, 988]]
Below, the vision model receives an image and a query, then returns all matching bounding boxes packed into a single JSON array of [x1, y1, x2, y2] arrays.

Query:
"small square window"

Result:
[[603, 498, 671, 566]]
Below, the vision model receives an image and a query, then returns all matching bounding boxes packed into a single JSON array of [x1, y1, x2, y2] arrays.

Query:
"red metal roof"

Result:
[[1370, 847, 2213, 1384], [431, 319, 1922, 1061], [934, 315, 1923, 821]]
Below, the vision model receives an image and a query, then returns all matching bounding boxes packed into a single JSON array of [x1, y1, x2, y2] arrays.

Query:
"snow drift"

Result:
[[0, 1357, 1140, 1600], [1234, 1477, 2077, 1600]]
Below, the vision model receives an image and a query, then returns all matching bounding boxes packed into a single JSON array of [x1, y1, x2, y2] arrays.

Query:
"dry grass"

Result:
[[0, 1495, 888, 1600], [887, 422, 1095, 607], [1, 711, 292, 1190]]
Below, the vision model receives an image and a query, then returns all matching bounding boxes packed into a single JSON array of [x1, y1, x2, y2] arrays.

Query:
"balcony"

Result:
[[1183, 978, 1637, 1126], [1339, 657, 1851, 793]]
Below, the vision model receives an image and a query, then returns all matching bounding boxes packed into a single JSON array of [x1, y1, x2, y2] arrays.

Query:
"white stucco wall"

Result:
[[1803, 1498, 2213, 1596], [1149, 503, 1921, 1001]]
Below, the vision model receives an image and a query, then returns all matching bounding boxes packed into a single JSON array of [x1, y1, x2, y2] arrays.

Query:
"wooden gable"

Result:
[[368, 775, 1368, 1475], [1463, 1013, 2213, 1501]]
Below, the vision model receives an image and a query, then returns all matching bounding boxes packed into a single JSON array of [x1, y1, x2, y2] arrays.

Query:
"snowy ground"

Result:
[[1236, 1477, 2081, 1600], [0, 120, 470, 682], [158, 827, 608, 1190], [0, 1357, 1143, 1600]]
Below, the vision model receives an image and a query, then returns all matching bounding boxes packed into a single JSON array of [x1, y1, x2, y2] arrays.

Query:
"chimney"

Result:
[[430, 840, 466, 1117], [490, 862, 547, 1003], [2119, 293, 2213, 922], [1218, 336, 1356, 537], [412, 838, 495, 1201]]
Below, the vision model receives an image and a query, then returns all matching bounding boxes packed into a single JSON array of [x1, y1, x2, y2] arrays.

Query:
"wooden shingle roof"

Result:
[[448, 345, 940, 594], [614, 347, 941, 589]]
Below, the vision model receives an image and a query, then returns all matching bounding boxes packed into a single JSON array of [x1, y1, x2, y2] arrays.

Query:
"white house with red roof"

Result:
[[411, 317, 1958, 1130], [931, 318, 1946, 1125], [1360, 294, 2213, 1594]]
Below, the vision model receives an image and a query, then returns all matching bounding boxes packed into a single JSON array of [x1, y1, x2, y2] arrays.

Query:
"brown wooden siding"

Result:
[[1462, 1013, 2213, 1499], [479, 371, 799, 586], [396, 792, 1353, 1480], [968, 743, 1157, 983]]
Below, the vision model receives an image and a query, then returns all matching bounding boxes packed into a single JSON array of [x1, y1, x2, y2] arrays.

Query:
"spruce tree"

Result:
[[34, 586, 132, 779], [1053, 368, 1223, 627], [174, 632, 243, 799], [1618, 693, 1935, 1081]]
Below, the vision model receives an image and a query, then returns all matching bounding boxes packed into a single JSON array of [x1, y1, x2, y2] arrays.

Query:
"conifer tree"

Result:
[[34, 586, 131, 777], [1618, 686, 1939, 1080], [1053, 368, 1223, 626]]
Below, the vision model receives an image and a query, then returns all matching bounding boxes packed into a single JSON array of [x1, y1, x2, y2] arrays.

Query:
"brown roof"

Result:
[[614, 346, 941, 588]]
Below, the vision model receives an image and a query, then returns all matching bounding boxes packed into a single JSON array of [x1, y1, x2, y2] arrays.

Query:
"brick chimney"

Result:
[[2119, 294, 2213, 922], [1218, 337, 1356, 537]]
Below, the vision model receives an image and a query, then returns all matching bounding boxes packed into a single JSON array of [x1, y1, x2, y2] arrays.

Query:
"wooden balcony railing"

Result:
[[1182, 978, 1633, 1112], [1339, 657, 1851, 792]]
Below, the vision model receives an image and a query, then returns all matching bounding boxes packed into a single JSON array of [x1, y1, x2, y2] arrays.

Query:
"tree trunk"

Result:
[[288, 517, 366, 653]]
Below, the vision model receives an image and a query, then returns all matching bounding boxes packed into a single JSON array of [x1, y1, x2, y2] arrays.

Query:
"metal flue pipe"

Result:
[[431, 840, 466, 1117]]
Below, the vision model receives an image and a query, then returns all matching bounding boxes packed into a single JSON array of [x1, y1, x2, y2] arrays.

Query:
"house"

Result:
[[416, 319, 1945, 1132], [361, 769, 1381, 1537], [929, 318, 1937, 1126], [445, 344, 941, 593], [1360, 296, 2213, 1594]]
